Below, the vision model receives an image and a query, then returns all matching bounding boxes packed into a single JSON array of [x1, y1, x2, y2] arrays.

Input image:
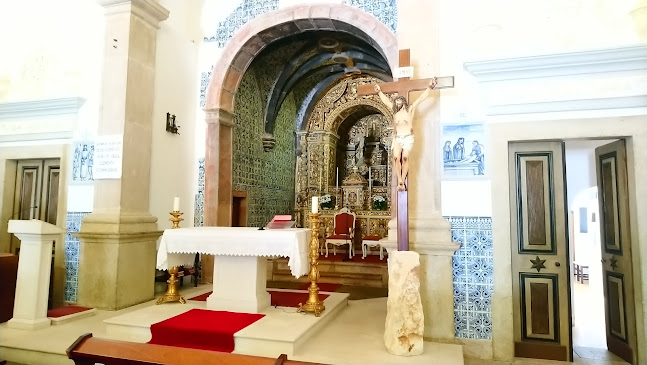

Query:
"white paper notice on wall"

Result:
[[93, 135, 123, 179]]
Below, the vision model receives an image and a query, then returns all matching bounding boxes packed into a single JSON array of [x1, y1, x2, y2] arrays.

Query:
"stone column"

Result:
[[75, 0, 169, 310], [202, 108, 234, 283], [381, 0, 460, 342]]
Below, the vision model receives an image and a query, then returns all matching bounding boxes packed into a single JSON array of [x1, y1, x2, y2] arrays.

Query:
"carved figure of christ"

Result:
[[374, 79, 436, 191]]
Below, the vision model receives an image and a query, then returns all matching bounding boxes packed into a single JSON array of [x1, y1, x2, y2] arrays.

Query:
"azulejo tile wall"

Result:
[[203, 0, 398, 48], [342, 0, 397, 33], [232, 54, 297, 227], [194, 158, 205, 227], [203, 0, 279, 47], [199, 67, 213, 108], [64, 212, 90, 302], [448, 216, 494, 340]]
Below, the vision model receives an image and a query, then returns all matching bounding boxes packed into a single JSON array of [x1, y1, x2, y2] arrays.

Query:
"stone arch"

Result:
[[203, 4, 398, 227], [204, 4, 398, 113]]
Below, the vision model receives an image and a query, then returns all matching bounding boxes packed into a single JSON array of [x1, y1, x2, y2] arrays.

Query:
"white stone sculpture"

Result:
[[384, 251, 424, 356]]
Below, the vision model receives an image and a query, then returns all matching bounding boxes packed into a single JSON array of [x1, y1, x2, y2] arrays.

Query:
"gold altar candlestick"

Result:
[[297, 213, 325, 317], [169, 211, 183, 228], [156, 211, 186, 305]]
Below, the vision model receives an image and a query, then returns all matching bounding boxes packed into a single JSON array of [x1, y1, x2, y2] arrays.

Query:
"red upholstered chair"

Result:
[[325, 208, 356, 258]]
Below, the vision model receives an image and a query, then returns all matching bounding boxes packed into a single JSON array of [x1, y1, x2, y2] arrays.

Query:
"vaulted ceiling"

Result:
[[245, 30, 393, 140]]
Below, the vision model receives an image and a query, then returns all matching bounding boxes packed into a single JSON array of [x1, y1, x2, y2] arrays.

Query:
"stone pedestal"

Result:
[[75, 216, 161, 310], [384, 215, 460, 341], [384, 251, 424, 356], [75, 0, 168, 310], [7, 220, 64, 330], [207, 256, 271, 313]]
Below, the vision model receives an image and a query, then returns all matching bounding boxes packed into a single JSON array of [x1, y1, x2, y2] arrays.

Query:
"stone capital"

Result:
[[79, 212, 159, 234], [98, 0, 169, 29], [204, 108, 235, 127]]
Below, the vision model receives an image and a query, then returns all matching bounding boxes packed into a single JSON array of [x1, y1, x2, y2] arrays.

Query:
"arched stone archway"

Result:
[[203, 4, 398, 227]]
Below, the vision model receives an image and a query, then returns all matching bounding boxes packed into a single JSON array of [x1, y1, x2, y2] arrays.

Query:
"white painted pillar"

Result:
[[7, 220, 64, 330]]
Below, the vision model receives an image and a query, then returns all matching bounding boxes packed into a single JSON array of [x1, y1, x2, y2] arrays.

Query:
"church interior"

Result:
[[0, 0, 646, 364]]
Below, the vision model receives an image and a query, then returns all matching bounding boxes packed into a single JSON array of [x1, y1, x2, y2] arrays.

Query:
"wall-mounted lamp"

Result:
[[166, 112, 180, 135]]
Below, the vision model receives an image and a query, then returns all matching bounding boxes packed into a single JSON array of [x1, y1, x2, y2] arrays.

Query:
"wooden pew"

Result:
[[67, 333, 326, 365]]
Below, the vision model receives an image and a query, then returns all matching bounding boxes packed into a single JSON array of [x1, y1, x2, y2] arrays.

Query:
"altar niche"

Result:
[[293, 75, 394, 257]]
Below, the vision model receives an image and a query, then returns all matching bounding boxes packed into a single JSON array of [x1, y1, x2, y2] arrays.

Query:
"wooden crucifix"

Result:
[[357, 49, 454, 251]]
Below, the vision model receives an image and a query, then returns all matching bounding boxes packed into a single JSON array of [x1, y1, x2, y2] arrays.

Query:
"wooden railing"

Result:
[[67, 333, 326, 365]]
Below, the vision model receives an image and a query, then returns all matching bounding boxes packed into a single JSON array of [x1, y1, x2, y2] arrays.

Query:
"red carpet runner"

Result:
[[47, 305, 92, 318], [148, 309, 264, 353], [188, 291, 330, 307]]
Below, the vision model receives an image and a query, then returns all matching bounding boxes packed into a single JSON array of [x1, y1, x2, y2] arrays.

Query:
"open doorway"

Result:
[[509, 138, 638, 364], [565, 139, 632, 364]]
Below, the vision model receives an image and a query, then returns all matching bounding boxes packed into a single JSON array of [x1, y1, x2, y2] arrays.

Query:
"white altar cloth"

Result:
[[156, 227, 310, 278], [156, 227, 311, 313]]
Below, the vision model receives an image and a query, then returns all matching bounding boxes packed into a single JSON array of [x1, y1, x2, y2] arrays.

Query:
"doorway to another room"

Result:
[[565, 140, 628, 364], [509, 138, 637, 364]]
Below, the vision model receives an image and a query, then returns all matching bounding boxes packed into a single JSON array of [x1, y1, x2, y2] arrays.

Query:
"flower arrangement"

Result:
[[372, 195, 386, 210], [320, 194, 335, 210]]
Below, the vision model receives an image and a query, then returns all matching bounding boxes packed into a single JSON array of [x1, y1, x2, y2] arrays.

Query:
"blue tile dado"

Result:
[[65, 212, 90, 302], [447, 216, 493, 340]]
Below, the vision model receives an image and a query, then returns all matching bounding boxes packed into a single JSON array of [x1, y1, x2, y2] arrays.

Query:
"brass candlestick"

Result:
[[297, 213, 325, 317], [156, 211, 186, 305], [169, 211, 183, 228]]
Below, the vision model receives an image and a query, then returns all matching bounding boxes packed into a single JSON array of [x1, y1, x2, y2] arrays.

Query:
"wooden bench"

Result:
[[67, 333, 325, 365]]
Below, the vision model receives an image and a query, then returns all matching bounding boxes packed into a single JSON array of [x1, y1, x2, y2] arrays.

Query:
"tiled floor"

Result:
[[572, 262, 606, 348]]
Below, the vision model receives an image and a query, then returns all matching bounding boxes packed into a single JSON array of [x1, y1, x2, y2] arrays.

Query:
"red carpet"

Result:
[[188, 291, 329, 308], [148, 309, 264, 353], [47, 305, 92, 318]]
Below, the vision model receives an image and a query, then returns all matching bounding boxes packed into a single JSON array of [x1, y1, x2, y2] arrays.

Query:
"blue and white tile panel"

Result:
[[447, 216, 493, 340], [194, 158, 205, 227], [342, 0, 397, 34], [203, 0, 279, 47], [203, 0, 397, 47], [64, 212, 90, 302]]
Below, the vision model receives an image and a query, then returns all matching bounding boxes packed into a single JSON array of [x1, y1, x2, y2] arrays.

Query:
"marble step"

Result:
[[271, 259, 388, 288]]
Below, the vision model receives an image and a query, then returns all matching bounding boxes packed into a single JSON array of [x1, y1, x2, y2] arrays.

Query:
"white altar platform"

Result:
[[104, 288, 349, 357], [0, 285, 464, 365], [157, 227, 310, 313]]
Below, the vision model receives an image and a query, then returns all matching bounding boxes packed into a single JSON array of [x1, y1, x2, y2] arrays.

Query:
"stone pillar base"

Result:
[[383, 214, 459, 341], [75, 214, 162, 310]]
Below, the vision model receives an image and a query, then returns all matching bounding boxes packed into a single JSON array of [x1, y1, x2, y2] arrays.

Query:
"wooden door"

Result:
[[11, 159, 60, 254], [509, 142, 572, 361], [595, 140, 637, 364]]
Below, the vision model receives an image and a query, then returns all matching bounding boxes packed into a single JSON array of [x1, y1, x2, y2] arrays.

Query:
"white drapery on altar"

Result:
[[156, 227, 310, 278]]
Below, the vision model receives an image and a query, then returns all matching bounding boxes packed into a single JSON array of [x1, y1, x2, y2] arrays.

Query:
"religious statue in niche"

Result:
[[374, 77, 437, 191], [344, 114, 391, 189]]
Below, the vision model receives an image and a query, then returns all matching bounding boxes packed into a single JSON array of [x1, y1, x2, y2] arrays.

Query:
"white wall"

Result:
[[148, 0, 201, 227], [564, 139, 616, 208]]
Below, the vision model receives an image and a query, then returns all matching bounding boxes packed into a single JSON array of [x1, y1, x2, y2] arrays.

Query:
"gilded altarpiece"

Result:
[[294, 76, 394, 252]]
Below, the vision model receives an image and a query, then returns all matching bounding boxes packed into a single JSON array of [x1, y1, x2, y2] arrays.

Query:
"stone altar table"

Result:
[[156, 227, 310, 313]]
